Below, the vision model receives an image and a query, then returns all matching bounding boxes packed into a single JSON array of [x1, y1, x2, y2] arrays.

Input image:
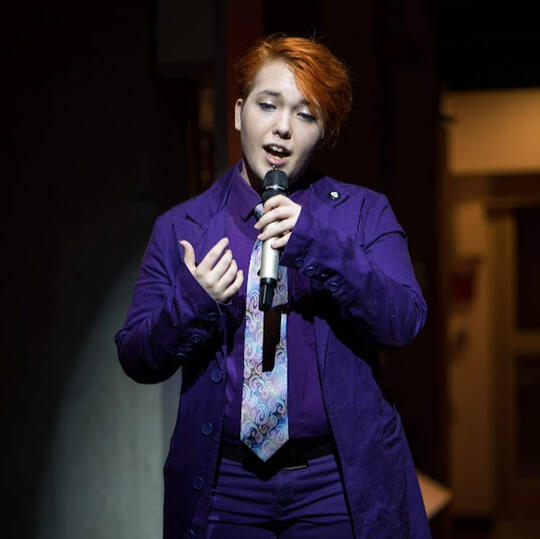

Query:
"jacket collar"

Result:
[[185, 164, 352, 222]]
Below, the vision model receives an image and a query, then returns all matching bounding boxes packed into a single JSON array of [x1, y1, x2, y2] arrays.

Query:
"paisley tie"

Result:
[[240, 223, 289, 461]]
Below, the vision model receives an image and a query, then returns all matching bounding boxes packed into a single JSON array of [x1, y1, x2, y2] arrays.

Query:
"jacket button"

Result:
[[192, 476, 205, 490], [190, 334, 203, 344], [201, 421, 213, 436], [328, 281, 339, 293], [184, 342, 193, 352], [320, 272, 329, 281], [304, 265, 315, 276], [208, 312, 218, 322], [294, 257, 304, 268], [211, 369, 222, 383], [184, 529, 196, 538], [175, 351, 186, 359]]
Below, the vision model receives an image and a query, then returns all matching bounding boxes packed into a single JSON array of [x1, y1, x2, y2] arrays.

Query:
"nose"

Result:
[[272, 111, 291, 139]]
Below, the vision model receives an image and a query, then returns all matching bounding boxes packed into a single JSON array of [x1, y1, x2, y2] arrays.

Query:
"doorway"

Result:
[[490, 199, 540, 518]]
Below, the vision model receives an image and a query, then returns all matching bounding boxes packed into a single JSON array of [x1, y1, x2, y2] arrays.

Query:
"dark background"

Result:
[[4, 1, 540, 537]]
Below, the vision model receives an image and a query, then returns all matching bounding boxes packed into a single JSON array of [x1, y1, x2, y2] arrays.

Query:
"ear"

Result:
[[234, 98, 244, 132]]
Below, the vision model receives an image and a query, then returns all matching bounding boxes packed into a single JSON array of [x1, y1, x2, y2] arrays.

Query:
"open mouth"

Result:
[[264, 144, 291, 158], [264, 144, 291, 166]]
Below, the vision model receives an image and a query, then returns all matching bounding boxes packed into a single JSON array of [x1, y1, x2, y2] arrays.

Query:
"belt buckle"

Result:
[[282, 443, 308, 471], [283, 463, 308, 471]]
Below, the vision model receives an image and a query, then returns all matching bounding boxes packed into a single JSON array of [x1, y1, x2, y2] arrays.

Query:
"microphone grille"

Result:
[[262, 169, 289, 202]]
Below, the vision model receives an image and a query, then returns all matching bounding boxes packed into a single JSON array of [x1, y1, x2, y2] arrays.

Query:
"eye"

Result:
[[258, 102, 276, 111], [298, 111, 317, 122]]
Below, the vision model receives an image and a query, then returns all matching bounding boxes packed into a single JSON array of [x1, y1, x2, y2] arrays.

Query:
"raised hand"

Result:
[[179, 237, 244, 302]]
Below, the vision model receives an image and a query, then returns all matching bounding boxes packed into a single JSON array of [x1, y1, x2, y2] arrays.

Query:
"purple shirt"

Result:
[[221, 164, 330, 443]]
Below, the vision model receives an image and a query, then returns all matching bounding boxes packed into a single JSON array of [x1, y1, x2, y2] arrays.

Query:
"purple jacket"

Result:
[[115, 166, 431, 538]]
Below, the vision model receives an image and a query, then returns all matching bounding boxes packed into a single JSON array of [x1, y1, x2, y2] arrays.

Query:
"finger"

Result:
[[255, 206, 292, 230], [208, 249, 233, 281], [258, 217, 295, 240], [179, 240, 196, 272], [220, 269, 244, 301], [262, 195, 289, 213], [216, 258, 238, 291], [198, 237, 229, 273], [272, 232, 291, 250]]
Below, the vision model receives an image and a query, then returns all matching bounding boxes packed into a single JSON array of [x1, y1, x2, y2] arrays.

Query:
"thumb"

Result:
[[179, 240, 196, 271]]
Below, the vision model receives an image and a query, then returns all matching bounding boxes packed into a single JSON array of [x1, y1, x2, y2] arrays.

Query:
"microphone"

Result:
[[259, 169, 289, 311]]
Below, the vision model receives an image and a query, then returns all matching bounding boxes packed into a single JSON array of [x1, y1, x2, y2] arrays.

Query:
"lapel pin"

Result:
[[328, 190, 340, 200]]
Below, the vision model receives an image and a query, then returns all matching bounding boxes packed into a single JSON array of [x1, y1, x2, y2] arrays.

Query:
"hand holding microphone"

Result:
[[254, 169, 302, 310]]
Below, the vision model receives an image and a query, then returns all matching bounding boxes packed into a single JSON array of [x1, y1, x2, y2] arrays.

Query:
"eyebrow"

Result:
[[255, 89, 309, 105], [256, 90, 281, 97]]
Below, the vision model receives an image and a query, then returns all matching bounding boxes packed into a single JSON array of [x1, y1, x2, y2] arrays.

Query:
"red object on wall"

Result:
[[449, 258, 480, 306]]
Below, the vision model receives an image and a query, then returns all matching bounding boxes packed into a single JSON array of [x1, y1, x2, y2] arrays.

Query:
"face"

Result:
[[235, 60, 325, 187]]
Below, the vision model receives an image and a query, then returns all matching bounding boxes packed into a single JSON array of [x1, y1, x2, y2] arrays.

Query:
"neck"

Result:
[[239, 160, 263, 195]]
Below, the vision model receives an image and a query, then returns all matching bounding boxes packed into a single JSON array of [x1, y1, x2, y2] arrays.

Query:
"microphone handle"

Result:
[[259, 221, 280, 311]]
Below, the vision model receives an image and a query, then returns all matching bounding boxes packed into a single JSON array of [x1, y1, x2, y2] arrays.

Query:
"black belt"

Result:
[[220, 436, 334, 473]]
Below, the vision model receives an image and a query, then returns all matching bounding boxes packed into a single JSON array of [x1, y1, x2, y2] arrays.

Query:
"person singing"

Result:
[[115, 34, 431, 539]]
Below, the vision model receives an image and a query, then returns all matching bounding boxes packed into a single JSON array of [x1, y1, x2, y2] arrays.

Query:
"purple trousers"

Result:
[[206, 451, 354, 538]]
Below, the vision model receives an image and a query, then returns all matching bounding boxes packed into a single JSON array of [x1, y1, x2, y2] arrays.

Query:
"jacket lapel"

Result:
[[172, 169, 236, 369], [173, 169, 234, 262]]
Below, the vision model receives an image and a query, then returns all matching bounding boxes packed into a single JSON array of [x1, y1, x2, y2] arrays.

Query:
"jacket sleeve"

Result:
[[114, 215, 222, 383], [280, 193, 426, 347]]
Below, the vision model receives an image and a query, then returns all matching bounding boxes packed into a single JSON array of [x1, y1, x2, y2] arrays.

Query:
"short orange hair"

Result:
[[236, 34, 352, 147]]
